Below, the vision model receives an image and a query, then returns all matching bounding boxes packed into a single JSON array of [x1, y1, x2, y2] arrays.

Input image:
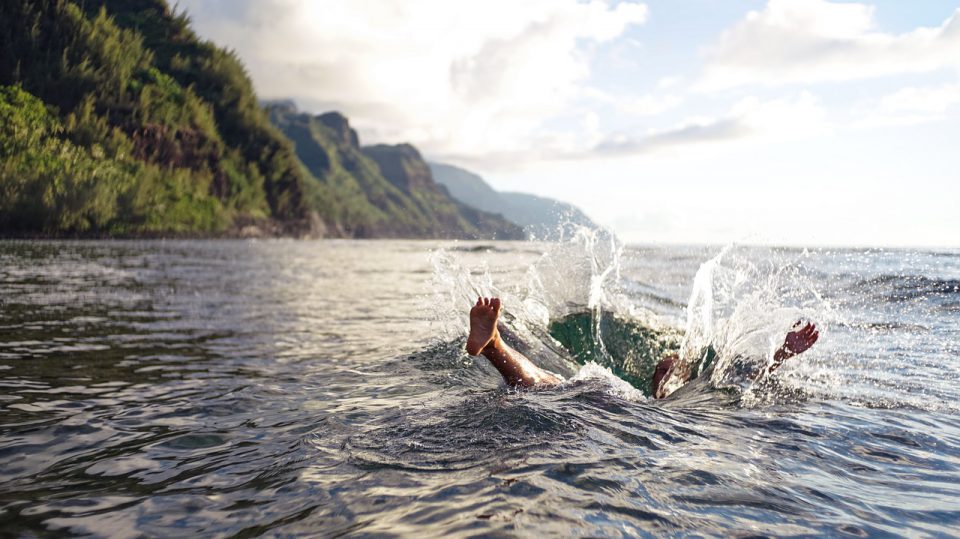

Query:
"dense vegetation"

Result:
[[0, 0, 308, 235], [0, 0, 539, 239]]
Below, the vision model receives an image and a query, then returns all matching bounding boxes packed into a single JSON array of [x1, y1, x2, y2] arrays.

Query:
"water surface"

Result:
[[1, 239, 959, 536]]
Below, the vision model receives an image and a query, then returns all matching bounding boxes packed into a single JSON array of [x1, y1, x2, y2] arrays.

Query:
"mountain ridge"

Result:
[[0, 0, 524, 240], [428, 162, 598, 240], [268, 104, 524, 239]]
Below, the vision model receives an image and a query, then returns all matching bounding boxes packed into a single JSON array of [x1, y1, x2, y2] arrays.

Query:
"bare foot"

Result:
[[783, 321, 819, 356], [769, 321, 819, 373], [466, 297, 501, 356]]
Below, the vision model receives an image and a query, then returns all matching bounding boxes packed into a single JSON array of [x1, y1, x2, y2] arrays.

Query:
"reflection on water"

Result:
[[1, 240, 959, 536]]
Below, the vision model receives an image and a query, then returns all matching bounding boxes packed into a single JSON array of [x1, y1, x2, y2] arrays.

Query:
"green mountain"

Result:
[[0, 0, 525, 240], [428, 162, 598, 240], [0, 0, 317, 235], [268, 104, 524, 239]]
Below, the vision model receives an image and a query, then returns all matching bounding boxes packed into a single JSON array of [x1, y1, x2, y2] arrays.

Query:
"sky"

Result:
[[178, 0, 960, 247]]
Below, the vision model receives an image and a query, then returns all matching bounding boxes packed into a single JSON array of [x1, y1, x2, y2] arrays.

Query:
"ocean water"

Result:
[[1, 238, 959, 537]]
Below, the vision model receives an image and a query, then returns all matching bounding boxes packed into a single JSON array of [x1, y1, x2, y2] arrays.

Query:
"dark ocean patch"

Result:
[[854, 274, 960, 302], [548, 311, 681, 396]]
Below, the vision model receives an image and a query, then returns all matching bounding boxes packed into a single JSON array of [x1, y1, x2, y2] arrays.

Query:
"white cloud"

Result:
[[732, 91, 828, 137], [595, 118, 747, 156], [425, 92, 827, 167], [583, 87, 683, 117], [699, 0, 960, 90], [594, 91, 827, 157], [876, 82, 960, 115], [852, 82, 960, 127], [178, 0, 648, 163], [657, 76, 681, 89]]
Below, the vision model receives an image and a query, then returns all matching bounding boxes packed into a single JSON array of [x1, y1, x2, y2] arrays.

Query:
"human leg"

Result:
[[467, 297, 562, 388]]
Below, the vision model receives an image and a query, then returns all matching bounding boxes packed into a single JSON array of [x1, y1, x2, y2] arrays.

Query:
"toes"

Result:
[[475, 297, 503, 311]]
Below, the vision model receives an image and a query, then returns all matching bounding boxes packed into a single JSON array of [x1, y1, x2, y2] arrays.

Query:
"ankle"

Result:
[[481, 331, 502, 354]]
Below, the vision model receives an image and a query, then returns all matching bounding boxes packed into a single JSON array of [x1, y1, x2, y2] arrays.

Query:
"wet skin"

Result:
[[467, 297, 561, 387]]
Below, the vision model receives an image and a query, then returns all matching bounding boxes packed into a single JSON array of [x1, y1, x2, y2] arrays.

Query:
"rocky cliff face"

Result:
[[363, 144, 524, 240], [269, 104, 524, 240], [362, 144, 433, 193], [317, 112, 360, 149]]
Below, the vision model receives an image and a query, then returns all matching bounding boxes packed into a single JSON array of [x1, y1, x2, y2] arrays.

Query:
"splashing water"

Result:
[[431, 230, 837, 401], [670, 246, 836, 399], [429, 228, 624, 349], [429, 232, 960, 412], [428, 228, 648, 393]]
